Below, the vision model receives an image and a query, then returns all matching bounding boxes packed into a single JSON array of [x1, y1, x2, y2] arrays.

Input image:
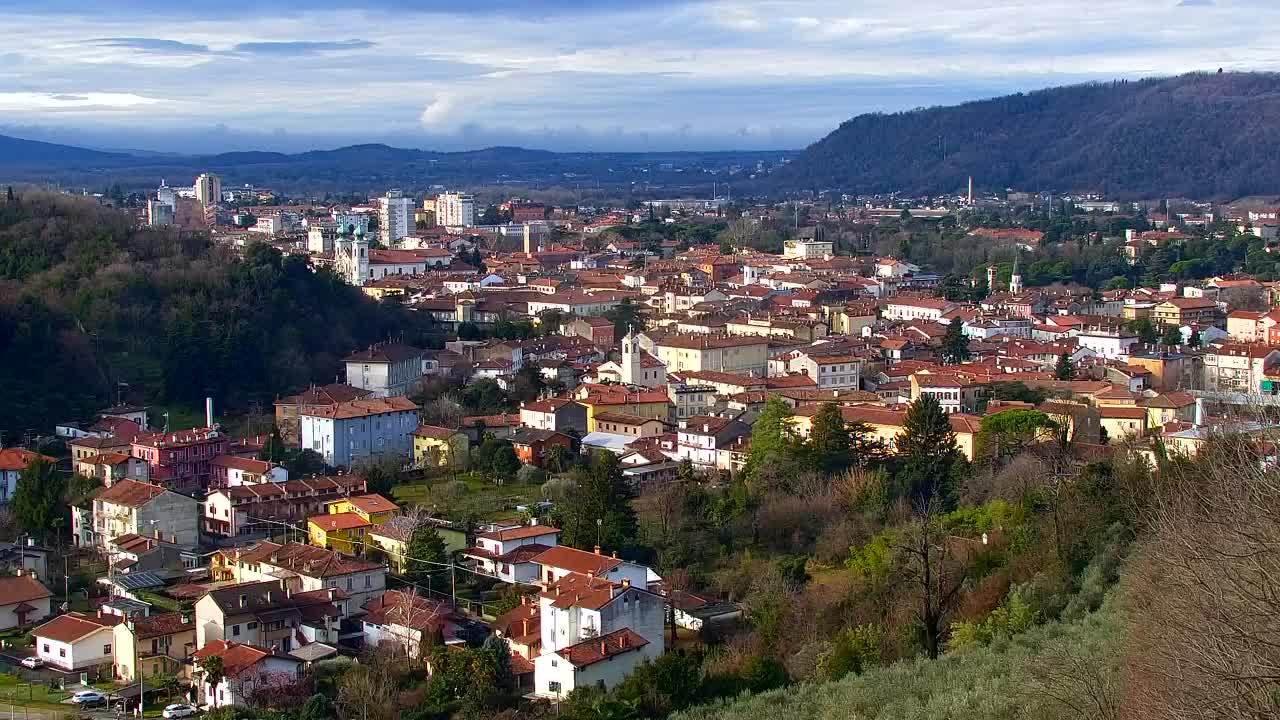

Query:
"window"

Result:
[[247, 622, 258, 630], [365, 575, 372, 588], [104, 644, 112, 655], [550, 660, 558, 668], [59, 648, 66, 657], [232, 625, 241, 637], [548, 681, 561, 693], [42, 643, 49, 653]]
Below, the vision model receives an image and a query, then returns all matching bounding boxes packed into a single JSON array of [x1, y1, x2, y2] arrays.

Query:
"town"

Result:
[[0, 172, 1276, 720]]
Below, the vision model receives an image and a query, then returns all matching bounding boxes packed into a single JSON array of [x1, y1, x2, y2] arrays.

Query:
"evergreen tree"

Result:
[[404, 523, 448, 587], [940, 317, 970, 365], [741, 397, 797, 492], [491, 445, 521, 479], [1161, 324, 1184, 346], [11, 457, 65, 543], [806, 402, 852, 474], [1054, 352, 1075, 380], [895, 395, 961, 512], [1128, 318, 1159, 344], [553, 450, 638, 552], [258, 426, 286, 463], [1187, 329, 1201, 348]]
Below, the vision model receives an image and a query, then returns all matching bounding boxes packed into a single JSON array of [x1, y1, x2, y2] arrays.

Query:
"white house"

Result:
[[787, 352, 863, 390], [0, 572, 52, 630], [532, 572, 664, 698], [462, 523, 561, 584], [33, 611, 120, 671], [882, 298, 954, 322], [193, 640, 303, 708], [1076, 331, 1139, 360], [360, 590, 462, 659], [344, 343, 427, 398], [676, 415, 751, 470], [212, 456, 287, 487], [299, 396, 419, 468], [530, 545, 657, 588]]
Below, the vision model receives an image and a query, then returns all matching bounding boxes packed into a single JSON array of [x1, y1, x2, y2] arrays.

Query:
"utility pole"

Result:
[[450, 562, 456, 607]]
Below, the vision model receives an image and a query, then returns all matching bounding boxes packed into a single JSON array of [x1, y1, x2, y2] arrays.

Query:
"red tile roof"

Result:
[[477, 525, 561, 543], [34, 612, 119, 643], [531, 545, 621, 576], [0, 574, 52, 606], [309, 512, 371, 531], [0, 448, 54, 471], [95, 479, 167, 508], [556, 627, 648, 668]]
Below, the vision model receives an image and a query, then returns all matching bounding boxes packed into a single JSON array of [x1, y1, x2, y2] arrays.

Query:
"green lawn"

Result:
[[0, 673, 72, 709], [149, 404, 204, 431], [392, 474, 542, 523]]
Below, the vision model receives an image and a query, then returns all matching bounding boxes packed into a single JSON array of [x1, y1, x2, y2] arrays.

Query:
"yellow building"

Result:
[[112, 613, 197, 682], [574, 386, 673, 432], [368, 516, 467, 574], [789, 403, 980, 461], [650, 334, 770, 375], [412, 425, 470, 470], [308, 494, 399, 555]]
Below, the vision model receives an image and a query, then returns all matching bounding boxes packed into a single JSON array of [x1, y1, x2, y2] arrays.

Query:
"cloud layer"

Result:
[[0, 0, 1274, 152]]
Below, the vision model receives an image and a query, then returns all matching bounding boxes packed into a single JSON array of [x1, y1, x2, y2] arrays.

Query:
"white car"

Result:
[[19, 656, 43, 669], [71, 691, 107, 705], [162, 704, 198, 719]]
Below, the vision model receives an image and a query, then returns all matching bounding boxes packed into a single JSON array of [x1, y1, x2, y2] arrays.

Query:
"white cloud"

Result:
[[0, 92, 161, 111]]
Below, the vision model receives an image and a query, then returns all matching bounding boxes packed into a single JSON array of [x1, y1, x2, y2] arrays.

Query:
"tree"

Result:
[[284, 449, 325, 478], [940, 317, 970, 365], [258, 426, 286, 463], [817, 625, 881, 680], [491, 445, 521, 479], [805, 402, 852, 475], [545, 444, 573, 474], [1160, 323, 1184, 346], [978, 409, 1058, 461], [896, 395, 961, 512], [358, 457, 400, 497], [896, 508, 972, 659], [604, 298, 645, 337], [553, 450, 638, 553], [1127, 318, 1159, 345], [1186, 328, 1201, 348], [741, 397, 798, 493], [404, 523, 448, 588], [11, 458, 65, 542], [199, 655, 225, 698], [1054, 352, 1075, 380], [300, 694, 336, 720]]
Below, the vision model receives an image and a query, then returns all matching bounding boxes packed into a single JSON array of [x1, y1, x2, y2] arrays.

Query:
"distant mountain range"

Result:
[[770, 72, 1280, 200], [0, 134, 791, 195]]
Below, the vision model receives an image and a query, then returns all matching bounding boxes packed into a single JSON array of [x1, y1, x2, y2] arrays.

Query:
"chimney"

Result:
[[593, 545, 602, 555], [611, 551, 618, 559], [206, 397, 215, 428], [97, 608, 103, 619], [622, 578, 630, 588], [180, 614, 190, 624], [587, 570, 594, 579], [522, 619, 529, 636], [620, 633, 628, 648], [239, 594, 247, 608], [328, 589, 337, 601], [153, 528, 161, 539], [600, 640, 607, 655]]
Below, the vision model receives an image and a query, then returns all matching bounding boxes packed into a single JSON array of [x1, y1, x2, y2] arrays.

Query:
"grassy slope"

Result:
[[675, 600, 1122, 720]]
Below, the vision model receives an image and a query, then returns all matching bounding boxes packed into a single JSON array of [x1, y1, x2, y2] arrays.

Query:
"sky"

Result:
[[0, 0, 1276, 154]]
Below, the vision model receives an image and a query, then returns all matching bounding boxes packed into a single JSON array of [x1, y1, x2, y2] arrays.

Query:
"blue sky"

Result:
[[0, 0, 1273, 153]]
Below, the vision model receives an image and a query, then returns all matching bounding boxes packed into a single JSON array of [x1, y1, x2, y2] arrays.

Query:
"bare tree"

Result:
[[336, 649, 402, 720], [893, 503, 973, 660], [1121, 434, 1280, 720]]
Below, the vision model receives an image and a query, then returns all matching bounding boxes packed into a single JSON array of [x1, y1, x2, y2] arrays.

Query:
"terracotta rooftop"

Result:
[[95, 479, 168, 508], [530, 545, 621, 576], [556, 627, 648, 668], [477, 524, 561, 543]]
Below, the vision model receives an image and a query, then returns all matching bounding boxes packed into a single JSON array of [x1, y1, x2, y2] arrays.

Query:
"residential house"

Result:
[[91, 479, 200, 552], [591, 413, 666, 438], [1099, 406, 1149, 440], [217, 541, 386, 609], [647, 334, 769, 375], [33, 611, 121, 671], [411, 425, 470, 470], [532, 572, 664, 698], [130, 427, 229, 491], [212, 456, 287, 488], [112, 612, 197, 681], [882, 297, 955, 322], [361, 591, 462, 659], [367, 516, 466, 574], [299, 396, 419, 468], [74, 452, 150, 486], [668, 383, 715, 419], [576, 386, 673, 431], [344, 343, 427, 398], [668, 590, 743, 631], [308, 494, 399, 555], [1201, 344, 1280, 393], [0, 572, 52, 630], [0, 448, 55, 504], [519, 399, 589, 434], [789, 405, 982, 462], [193, 580, 345, 651], [203, 476, 367, 538], [676, 415, 751, 470], [789, 352, 864, 390], [1151, 298, 1220, 327], [531, 545, 656, 588], [910, 373, 986, 414], [509, 429, 574, 469], [192, 640, 303, 709], [274, 384, 372, 447], [462, 523, 562, 584]]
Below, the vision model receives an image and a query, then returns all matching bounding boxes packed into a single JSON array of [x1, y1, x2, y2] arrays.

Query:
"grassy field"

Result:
[[0, 673, 73, 709], [392, 473, 543, 524]]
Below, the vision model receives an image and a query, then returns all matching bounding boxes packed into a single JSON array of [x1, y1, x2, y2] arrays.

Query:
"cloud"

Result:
[[0, 92, 162, 111], [1177, 0, 1214, 6], [419, 92, 463, 129], [87, 37, 212, 54], [231, 39, 376, 55]]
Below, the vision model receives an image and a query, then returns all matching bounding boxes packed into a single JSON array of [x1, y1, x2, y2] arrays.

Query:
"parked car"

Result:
[[19, 656, 43, 669], [162, 704, 198, 719], [71, 691, 107, 706]]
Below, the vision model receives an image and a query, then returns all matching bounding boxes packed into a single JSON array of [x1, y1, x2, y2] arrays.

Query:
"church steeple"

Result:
[[1009, 255, 1023, 294]]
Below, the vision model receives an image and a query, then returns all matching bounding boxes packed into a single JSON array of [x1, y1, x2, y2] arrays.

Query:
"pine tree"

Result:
[[742, 397, 797, 491], [554, 450, 638, 552], [258, 426, 286, 463], [1054, 352, 1075, 380], [404, 523, 448, 587], [1161, 324, 1184, 347], [11, 457, 65, 543], [896, 395, 961, 513], [806, 402, 852, 474], [940, 318, 970, 365]]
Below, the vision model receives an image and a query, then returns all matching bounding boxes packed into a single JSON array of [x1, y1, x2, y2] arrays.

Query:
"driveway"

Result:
[[0, 651, 81, 683]]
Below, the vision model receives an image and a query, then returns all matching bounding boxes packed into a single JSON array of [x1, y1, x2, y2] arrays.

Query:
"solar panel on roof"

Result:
[[113, 572, 166, 591]]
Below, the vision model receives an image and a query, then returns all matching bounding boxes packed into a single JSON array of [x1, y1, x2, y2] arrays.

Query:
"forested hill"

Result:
[[0, 191, 441, 438], [770, 72, 1280, 199]]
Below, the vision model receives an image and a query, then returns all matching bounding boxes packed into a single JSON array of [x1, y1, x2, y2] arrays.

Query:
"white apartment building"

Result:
[[344, 342, 427, 397], [378, 190, 414, 245], [1077, 331, 1139, 360], [676, 415, 750, 470], [882, 298, 955, 322], [1202, 344, 1280, 393], [194, 173, 221, 209], [300, 397, 419, 468], [437, 192, 475, 228], [789, 353, 863, 389]]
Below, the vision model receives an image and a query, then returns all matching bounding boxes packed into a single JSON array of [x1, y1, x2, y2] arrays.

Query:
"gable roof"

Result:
[[556, 627, 648, 668], [0, 448, 54, 471], [530, 545, 621, 576], [192, 640, 298, 678], [0, 574, 52, 606], [95, 479, 168, 508], [34, 612, 119, 644], [224, 541, 382, 578]]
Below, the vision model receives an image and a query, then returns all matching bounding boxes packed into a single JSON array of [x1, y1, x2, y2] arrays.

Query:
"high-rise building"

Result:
[[437, 192, 475, 228], [194, 173, 222, 209], [378, 190, 414, 246]]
